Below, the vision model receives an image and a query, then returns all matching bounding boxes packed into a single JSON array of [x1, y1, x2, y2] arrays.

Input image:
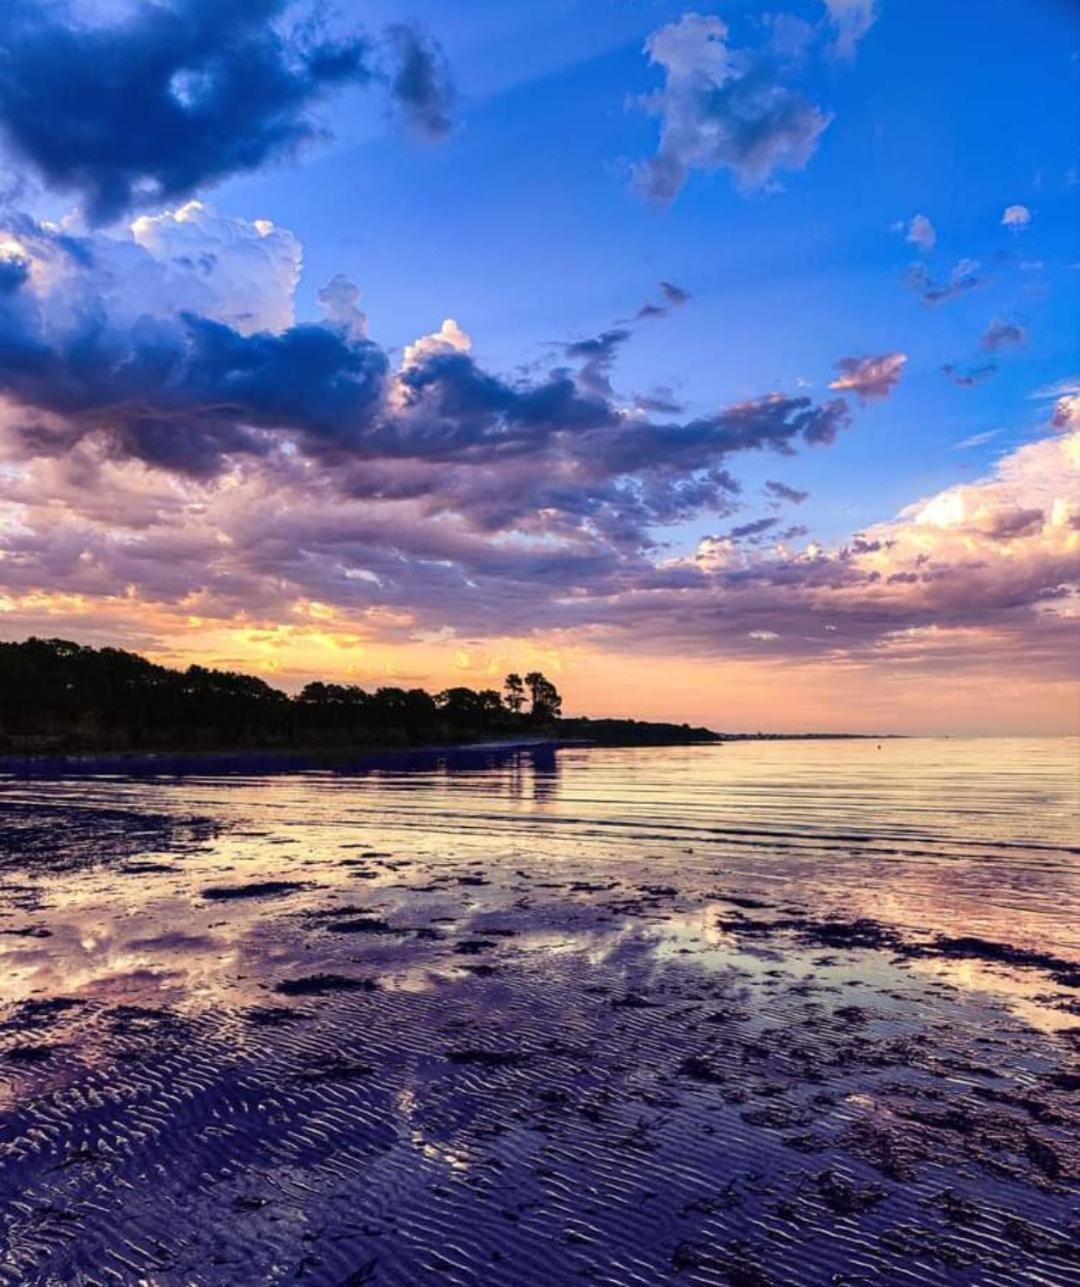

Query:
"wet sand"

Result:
[[0, 742, 1077, 1285]]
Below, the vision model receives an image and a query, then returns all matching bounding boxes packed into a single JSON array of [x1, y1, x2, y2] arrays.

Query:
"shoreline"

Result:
[[0, 731, 911, 775]]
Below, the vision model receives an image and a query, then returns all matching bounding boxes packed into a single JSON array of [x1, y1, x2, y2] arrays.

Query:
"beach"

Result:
[[1, 739, 1077, 1285]]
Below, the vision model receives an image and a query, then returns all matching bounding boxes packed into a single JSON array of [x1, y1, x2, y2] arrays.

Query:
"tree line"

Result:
[[0, 637, 574, 752]]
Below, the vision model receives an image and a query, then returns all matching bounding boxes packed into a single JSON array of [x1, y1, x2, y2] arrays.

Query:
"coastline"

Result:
[[0, 729, 911, 775]]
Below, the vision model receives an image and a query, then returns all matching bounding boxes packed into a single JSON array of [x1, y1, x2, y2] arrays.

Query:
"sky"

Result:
[[0, 0, 1077, 734]]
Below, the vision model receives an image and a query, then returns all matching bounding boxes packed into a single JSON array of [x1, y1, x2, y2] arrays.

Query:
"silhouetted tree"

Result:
[[524, 671, 562, 722], [503, 672, 525, 714]]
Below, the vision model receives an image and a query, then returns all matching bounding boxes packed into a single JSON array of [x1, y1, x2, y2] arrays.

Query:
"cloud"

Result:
[[904, 258, 985, 305], [823, 0, 878, 60], [0, 212, 391, 474], [632, 13, 831, 202], [828, 352, 907, 401], [0, 206, 853, 552], [728, 516, 780, 541], [401, 317, 472, 369], [765, 480, 809, 504], [563, 327, 632, 397], [636, 280, 691, 320], [942, 361, 997, 387], [953, 431, 998, 450], [941, 319, 1026, 389], [1053, 394, 1080, 433], [317, 274, 368, 340], [660, 280, 690, 307], [904, 213, 936, 253], [0, 252, 30, 294], [385, 22, 456, 141], [0, 376, 1075, 695], [1001, 204, 1032, 231], [0, 0, 379, 225], [980, 319, 1027, 353], [129, 202, 303, 334]]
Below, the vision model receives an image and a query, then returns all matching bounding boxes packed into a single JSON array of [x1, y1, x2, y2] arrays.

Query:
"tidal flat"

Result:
[[1, 740, 1077, 1286]]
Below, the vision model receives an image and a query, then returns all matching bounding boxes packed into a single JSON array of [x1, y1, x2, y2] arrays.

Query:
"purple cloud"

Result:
[[829, 352, 907, 401], [980, 319, 1027, 353], [765, 480, 809, 504]]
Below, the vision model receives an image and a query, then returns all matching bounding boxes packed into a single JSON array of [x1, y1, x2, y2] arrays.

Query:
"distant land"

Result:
[[0, 638, 893, 757]]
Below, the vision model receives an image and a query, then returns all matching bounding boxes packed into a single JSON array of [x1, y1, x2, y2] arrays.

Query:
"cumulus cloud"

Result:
[[385, 22, 456, 141], [1001, 204, 1032, 231], [401, 317, 472, 369], [829, 352, 907, 401], [940, 319, 1025, 389], [904, 213, 936, 253], [0, 211, 390, 474], [0, 206, 853, 551], [632, 13, 831, 202], [317, 274, 368, 339], [129, 202, 303, 334], [823, 0, 877, 60]]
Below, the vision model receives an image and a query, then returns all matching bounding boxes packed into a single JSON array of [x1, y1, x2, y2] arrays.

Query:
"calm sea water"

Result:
[[6, 734, 1077, 948]]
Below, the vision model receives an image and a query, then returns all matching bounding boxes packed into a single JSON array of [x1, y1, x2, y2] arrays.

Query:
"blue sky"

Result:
[[219, 0, 1079, 546]]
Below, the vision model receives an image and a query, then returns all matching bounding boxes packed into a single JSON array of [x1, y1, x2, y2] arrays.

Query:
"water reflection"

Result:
[[0, 737, 1076, 1031]]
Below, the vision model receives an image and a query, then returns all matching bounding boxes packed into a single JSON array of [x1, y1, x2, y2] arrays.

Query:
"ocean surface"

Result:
[[0, 738, 1077, 1284]]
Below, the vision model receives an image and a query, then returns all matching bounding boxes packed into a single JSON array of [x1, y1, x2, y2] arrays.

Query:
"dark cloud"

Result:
[[980, 319, 1027, 353], [588, 394, 851, 478], [660, 281, 690, 307], [0, 228, 387, 473], [635, 280, 691, 320], [386, 22, 456, 141], [0, 1, 451, 226], [634, 388, 685, 416], [563, 328, 632, 398], [765, 480, 809, 504], [0, 218, 854, 552], [633, 14, 830, 203], [0, 253, 30, 293], [729, 516, 780, 541]]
